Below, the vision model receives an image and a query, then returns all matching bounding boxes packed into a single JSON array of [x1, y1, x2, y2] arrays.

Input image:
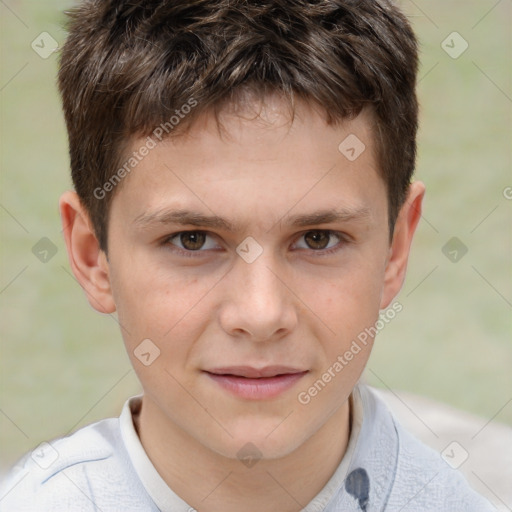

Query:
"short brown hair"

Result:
[[58, 0, 419, 252]]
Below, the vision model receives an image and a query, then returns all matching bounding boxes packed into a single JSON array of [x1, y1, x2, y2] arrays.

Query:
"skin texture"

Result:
[[60, 96, 424, 512]]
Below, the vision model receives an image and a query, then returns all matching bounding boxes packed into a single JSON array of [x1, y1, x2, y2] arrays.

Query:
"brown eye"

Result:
[[294, 230, 347, 255], [304, 230, 331, 250], [178, 231, 206, 250], [162, 230, 220, 257]]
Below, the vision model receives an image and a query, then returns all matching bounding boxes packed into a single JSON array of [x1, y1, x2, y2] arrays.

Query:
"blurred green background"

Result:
[[1, 0, 511, 474]]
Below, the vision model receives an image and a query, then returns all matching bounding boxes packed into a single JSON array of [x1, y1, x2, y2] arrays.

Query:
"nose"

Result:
[[218, 250, 298, 342]]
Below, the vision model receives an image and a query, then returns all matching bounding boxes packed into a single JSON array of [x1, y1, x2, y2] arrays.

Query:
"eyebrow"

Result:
[[133, 206, 371, 232]]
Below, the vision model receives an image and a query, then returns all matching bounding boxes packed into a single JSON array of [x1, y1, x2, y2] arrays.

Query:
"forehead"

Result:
[[110, 98, 385, 232], [167, 95, 376, 166]]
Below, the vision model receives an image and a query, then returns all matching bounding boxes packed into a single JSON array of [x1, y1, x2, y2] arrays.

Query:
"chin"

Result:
[[205, 419, 309, 462]]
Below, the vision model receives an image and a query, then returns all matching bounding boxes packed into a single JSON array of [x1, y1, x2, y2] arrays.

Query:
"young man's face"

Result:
[[63, 96, 423, 461]]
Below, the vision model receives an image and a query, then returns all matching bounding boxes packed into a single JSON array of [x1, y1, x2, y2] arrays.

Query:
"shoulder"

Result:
[[0, 415, 154, 511], [361, 386, 495, 511], [389, 422, 493, 511]]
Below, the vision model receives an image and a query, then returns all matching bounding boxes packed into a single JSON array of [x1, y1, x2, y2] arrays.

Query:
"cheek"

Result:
[[295, 265, 382, 409], [307, 258, 384, 337], [111, 270, 209, 396], [110, 259, 217, 353]]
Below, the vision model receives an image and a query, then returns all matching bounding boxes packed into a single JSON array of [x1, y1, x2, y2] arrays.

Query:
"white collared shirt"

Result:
[[0, 384, 494, 511]]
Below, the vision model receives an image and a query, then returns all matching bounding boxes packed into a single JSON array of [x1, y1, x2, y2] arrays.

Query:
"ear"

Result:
[[380, 181, 425, 309], [59, 190, 116, 314]]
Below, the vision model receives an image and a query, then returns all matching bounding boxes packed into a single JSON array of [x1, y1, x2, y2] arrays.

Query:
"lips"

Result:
[[206, 365, 306, 378], [204, 366, 308, 400]]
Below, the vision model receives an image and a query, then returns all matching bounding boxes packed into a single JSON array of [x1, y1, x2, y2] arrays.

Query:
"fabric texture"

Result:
[[0, 384, 494, 511]]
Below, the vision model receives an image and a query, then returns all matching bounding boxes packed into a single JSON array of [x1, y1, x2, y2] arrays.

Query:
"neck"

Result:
[[137, 398, 351, 512]]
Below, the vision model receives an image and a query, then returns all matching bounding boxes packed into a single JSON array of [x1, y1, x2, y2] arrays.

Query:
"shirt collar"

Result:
[[119, 383, 397, 512]]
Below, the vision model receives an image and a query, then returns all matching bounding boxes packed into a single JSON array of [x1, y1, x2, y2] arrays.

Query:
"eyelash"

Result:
[[161, 230, 350, 258]]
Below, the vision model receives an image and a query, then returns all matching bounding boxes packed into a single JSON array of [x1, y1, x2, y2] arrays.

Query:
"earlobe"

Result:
[[380, 181, 425, 310], [59, 191, 116, 314]]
